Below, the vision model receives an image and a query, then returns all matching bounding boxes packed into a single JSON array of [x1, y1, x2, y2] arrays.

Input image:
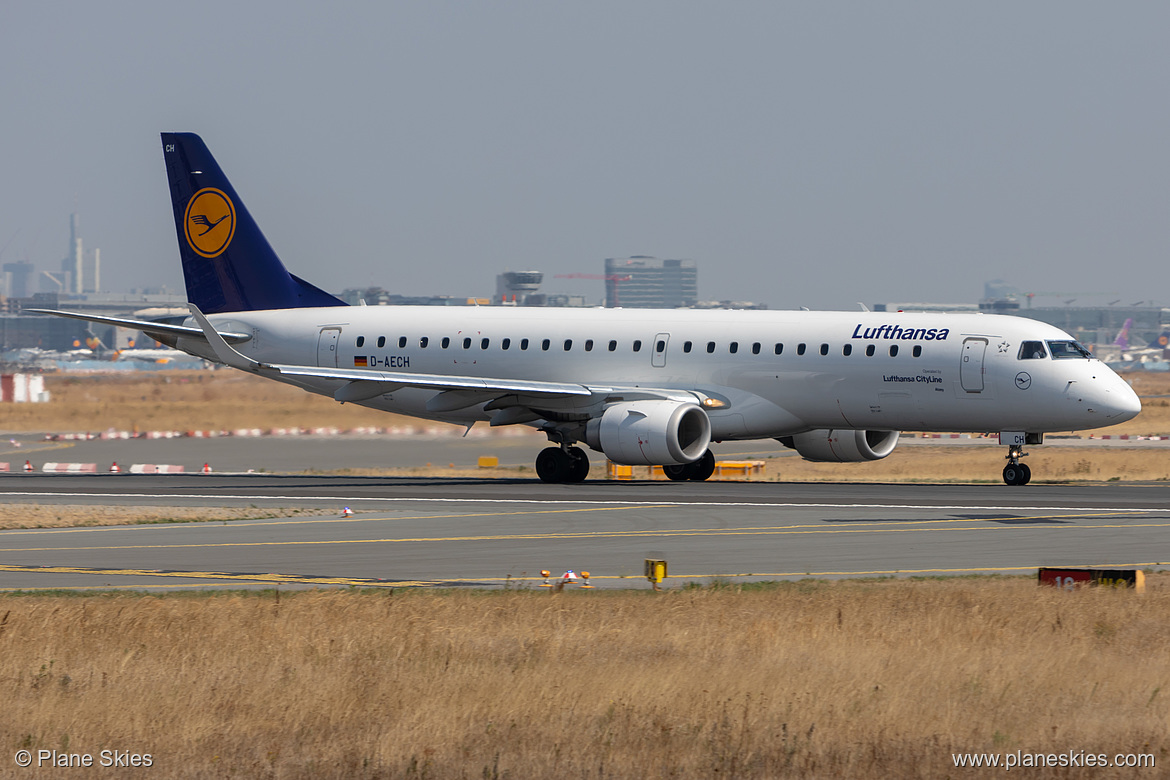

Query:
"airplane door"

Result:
[[317, 328, 341, 368], [652, 333, 670, 368], [960, 338, 987, 393]]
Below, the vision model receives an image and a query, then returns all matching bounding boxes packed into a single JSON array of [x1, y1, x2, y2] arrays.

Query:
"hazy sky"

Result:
[[3, 2, 1167, 311]]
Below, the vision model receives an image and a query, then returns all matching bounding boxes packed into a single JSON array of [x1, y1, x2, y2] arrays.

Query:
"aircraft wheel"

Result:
[[1003, 464, 1026, 486], [565, 447, 590, 483], [687, 450, 716, 481], [1019, 463, 1032, 485], [663, 464, 690, 481], [536, 447, 571, 483]]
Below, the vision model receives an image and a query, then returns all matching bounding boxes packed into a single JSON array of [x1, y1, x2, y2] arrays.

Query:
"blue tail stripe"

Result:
[[161, 133, 347, 313]]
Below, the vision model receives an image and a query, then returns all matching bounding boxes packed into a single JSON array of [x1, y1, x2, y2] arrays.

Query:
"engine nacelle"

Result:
[[585, 400, 711, 465], [778, 429, 900, 463]]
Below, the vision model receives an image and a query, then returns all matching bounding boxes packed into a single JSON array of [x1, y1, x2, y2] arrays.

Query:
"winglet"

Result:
[[188, 304, 261, 371]]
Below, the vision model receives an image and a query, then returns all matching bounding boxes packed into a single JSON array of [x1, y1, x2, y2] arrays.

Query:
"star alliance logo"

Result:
[[184, 188, 236, 258]]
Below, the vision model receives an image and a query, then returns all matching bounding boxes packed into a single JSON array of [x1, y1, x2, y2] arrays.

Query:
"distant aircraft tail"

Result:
[[1113, 318, 1134, 349], [1147, 331, 1170, 350], [161, 133, 347, 314]]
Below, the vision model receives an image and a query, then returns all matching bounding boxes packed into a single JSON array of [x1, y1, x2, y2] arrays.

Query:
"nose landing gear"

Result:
[[1003, 445, 1031, 486]]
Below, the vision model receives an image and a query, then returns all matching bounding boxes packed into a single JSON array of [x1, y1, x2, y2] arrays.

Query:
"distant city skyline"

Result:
[[3, 2, 1168, 311]]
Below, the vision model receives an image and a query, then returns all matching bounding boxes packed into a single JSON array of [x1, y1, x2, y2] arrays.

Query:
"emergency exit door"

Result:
[[652, 333, 670, 367]]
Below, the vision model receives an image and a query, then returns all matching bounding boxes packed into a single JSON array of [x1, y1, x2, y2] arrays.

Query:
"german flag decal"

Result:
[[354, 356, 368, 367]]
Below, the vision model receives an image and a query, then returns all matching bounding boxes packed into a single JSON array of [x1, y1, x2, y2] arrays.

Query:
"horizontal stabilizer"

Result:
[[25, 308, 251, 344]]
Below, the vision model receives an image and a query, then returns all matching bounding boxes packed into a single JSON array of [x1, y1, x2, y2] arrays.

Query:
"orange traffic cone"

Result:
[[23, 460, 32, 472], [202, 463, 212, 474], [341, 507, 354, 518], [110, 462, 121, 473]]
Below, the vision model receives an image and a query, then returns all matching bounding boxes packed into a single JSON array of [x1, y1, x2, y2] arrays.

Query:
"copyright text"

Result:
[[14, 749, 152, 768]]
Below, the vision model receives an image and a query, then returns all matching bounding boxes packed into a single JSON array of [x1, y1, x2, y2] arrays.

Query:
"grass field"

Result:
[[1, 580, 1165, 778]]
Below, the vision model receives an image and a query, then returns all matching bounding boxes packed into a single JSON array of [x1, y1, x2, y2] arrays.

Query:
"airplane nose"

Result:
[[1102, 378, 1142, 422]]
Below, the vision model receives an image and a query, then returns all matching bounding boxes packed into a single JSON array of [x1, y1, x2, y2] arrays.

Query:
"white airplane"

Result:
[[33, 133, 1142, 485], [111, 348, 192, 364]]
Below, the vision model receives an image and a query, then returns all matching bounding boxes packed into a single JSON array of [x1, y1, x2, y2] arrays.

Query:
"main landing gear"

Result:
[[1002, 445, 1031, 486], [535, 446, 590, 484], [533, 446, 717, 484], [663, 449, 716, 482]]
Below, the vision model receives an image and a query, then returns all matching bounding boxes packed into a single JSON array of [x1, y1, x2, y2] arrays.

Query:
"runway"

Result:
[[2, 473, 1168, 591]]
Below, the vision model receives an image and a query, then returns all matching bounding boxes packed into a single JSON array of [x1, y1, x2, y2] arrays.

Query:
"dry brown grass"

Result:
[[0, 579, 1166, 778], [0, 505, 335, 530], [3, 369, 1169, 436], [0, 371, 427, 434]]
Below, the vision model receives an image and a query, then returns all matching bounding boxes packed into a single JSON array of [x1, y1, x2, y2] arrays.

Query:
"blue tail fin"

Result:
[[161, 133, 347, 313]]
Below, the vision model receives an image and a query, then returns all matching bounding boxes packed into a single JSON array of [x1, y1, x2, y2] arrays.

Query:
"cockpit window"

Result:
[[1046, 340, 1093, 359], [1018, 341, 1047, 360]]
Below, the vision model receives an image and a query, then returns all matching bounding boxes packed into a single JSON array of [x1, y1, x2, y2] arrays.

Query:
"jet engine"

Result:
[[778, 429, 900, 462], [585, 400, 711, 465]]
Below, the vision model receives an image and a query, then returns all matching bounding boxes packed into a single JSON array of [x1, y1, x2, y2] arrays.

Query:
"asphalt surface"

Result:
[[2, 470, 1168, 591]]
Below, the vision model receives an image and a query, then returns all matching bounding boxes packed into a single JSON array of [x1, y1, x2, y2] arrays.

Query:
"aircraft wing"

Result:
[[25, 309, 252, 344]]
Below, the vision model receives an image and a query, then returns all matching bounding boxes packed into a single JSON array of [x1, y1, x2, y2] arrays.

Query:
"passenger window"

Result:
[[463, 337, 472, 349], [751, 342, 761, 355], [563, 339, 572, 351], [797, 343, 806, 356], [843, 344, 852, 356], [1018, 341, 1047, 360], [707, 342, 716, 354], [356, 336, 365, 348], [656, 339, 665, 352], [729, 342, 739, 354], [819, 343, 829, 356], [481, 338, 489, 349], [865, 344, 875, 357], [542, 339, 551, 351], [501, 338, 510, 350], [585, 339, 593, 352], [774, 343, 783, 355], [521, 338, 529, 350], [683, 341, 693, 354], [889, 345, 899, 357], [633, 340, 642, 352], [441, 337, 450, 349], [398, 336, 407, 349], [912, 345, 921, 358], [608, 340, 617, 352], [377, 336, 386, 348], [420, 336, 429, 348]]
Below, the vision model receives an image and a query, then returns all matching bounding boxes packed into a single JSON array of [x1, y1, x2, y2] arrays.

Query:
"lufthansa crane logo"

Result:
[[184, 188, 236, 258]]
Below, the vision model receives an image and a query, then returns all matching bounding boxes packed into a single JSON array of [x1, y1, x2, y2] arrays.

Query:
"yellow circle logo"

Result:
[[184, 188, 236, 258]]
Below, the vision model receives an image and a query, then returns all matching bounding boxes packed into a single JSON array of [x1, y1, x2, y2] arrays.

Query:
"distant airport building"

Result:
[[495, 271, 543, 305], [604, 256, 698, 308], [2, 262, 34, 300]]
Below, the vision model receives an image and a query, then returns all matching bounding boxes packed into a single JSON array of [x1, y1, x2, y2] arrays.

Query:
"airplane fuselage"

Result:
[[173, 306, 1140, 440]]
